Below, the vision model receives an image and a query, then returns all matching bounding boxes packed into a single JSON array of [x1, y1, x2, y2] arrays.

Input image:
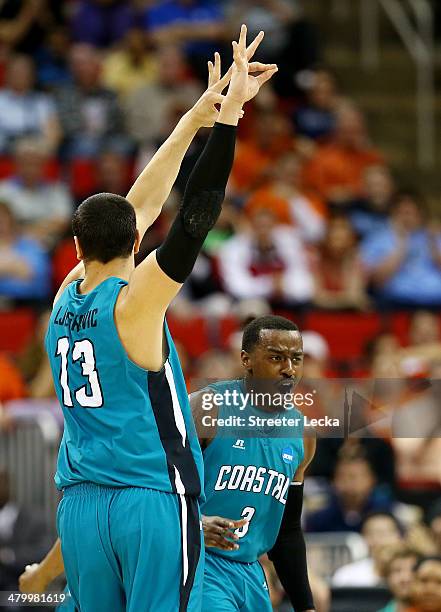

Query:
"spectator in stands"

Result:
[[294, 69, 339, 142], [192, 349, 237, 383], [0, 353, 26, 401], [124, 44, 202, 148], [0, 0, 63, 56], [408, 556, 441, 612], [17, 311, 54, 399], [0, 137, 72, 246], [391, 383, 441, 503], [302, 103, 383, 204], [55, 43, 128, 159], [94, 149, 132, 198], [70, 0, 135, 48], [144, 0, 226, 80], [225, 0, 319, 99], [102, 27, 158, 99], [361, 191, 441, 308], [348, 165, 395, 239], [408, 311, 440, 347], [231, 108, 293, 195], [332, 512, 404, 587], [226, 0, 296, 65], [0, 54, 60, 154], [312, 214, 369, 310], [0, 468, 50, 591], [245, 151, 326, 242], [0, 201, 50, 303], [218, 209, 314, 307], [306, 451, 393, 532], [35, 26, 71, 90], [379, 546, 420, 612]]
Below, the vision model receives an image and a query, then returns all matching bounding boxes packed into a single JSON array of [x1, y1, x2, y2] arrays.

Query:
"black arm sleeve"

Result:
[[268, 483, 315, 611], [156, 122, 237, 283]]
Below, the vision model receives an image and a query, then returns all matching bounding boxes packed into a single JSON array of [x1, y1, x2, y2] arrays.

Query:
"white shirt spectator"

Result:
[[332, 557, 381, 587], [218, 225, 314, 303], [0, 178, 71, 226], [0, 91, 56, 153]]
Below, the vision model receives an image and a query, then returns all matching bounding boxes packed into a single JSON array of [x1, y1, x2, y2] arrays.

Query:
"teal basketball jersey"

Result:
[[200, 379, 304, 563], [45, 277, 204, 497]]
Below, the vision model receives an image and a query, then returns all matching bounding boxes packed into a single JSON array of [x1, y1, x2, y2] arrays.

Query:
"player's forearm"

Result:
[[268, 483, 315, 611], [218, 99, 243, 127], [126, 110, 200, 238], [156, 122, 237, 283], [38, 539, 64, 584]]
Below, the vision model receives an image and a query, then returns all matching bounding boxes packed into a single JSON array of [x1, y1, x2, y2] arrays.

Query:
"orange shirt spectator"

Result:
[[0, 353, 26, 401], [302, 104, 383, 203], [244, 151, 327, 242], [230, 109, 293, 194]]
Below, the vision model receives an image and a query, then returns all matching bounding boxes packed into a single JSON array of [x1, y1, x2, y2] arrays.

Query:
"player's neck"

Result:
[[80, 258, 133, 293]]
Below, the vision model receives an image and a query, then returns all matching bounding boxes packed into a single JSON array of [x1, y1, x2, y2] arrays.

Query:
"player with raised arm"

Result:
[[40, 26, 277, 612]]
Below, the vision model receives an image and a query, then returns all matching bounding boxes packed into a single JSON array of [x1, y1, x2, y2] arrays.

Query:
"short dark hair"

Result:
[[361, 510, 404, 536], [334, 449, 375, 477], [242, 315, 299, 353], [72, 193, 137, 264], [390, 189, 428, 218]]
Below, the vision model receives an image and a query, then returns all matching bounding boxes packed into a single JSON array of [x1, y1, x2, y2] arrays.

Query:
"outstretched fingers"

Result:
[[255, 66, 278, 87], [210, 28, 265, 93], [246, 30, 264, 61]]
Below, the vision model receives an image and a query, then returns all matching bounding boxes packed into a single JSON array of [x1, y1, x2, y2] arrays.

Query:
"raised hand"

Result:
[[189, 28, 273, 128], [227, 24, 278, 106]]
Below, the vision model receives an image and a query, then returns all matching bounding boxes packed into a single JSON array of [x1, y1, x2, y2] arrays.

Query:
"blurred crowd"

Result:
[[0, 1, 440, 611]]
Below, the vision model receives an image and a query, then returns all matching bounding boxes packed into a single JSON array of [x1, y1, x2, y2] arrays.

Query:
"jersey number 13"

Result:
[[56, 337, 103, 408]]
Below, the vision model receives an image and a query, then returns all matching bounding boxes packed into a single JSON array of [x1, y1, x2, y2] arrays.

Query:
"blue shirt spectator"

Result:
[[0, 202, 50, 302], [361, 192, 441, 307], [306, 454, 393, 533], [145, 0, 224, 58], [0, 55, 60, 154], [70, 0, 135, 48], [293, 70, 339, 141]]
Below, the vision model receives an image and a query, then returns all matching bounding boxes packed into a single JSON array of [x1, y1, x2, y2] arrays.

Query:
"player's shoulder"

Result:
[[189, 379, 241, 406]]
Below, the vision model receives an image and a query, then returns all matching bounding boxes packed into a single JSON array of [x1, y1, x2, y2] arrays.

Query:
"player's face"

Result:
[[241, 329, 303, 394], [412, 560, 441, 611]]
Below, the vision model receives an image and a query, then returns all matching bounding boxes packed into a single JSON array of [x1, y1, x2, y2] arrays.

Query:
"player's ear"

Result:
[[241, 350, 252, 373], [133, 229, 141, 255], [73, 236, 83, 261]]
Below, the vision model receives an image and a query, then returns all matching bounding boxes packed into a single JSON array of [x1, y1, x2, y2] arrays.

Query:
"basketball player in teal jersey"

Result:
[[192, 315, 316, 612], [22, 315, 315, 611], [41, 26, 278, 612]]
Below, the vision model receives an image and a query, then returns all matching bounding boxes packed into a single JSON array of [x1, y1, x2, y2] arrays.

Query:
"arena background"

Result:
[[0, 1, 440, 611]]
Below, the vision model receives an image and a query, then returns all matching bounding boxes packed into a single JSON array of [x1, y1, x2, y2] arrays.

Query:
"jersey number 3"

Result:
[[56, 337, 103, 408], [234, 506, 256, 538]]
